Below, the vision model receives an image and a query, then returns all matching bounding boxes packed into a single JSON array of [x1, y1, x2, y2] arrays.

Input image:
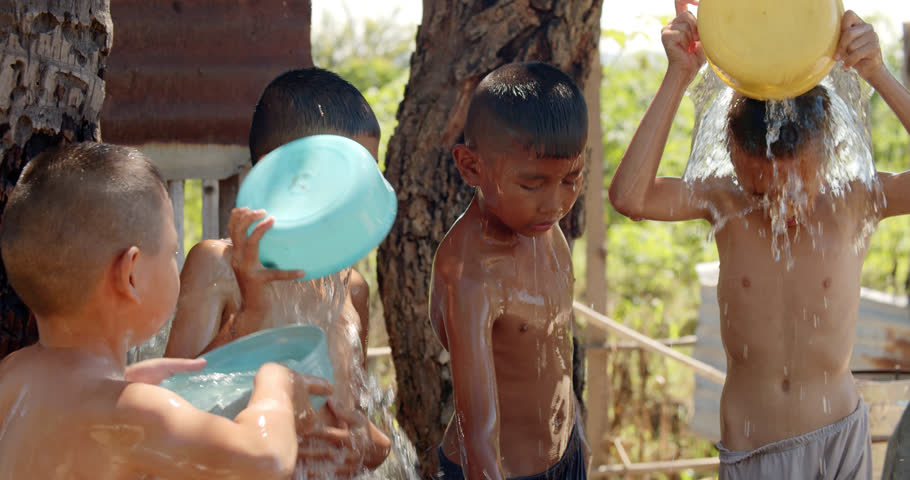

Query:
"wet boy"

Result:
[[610, 3, 910, 478], [430, 62, 589, 479], [0, 142, 334, 479], [165, 67, 390, 473]]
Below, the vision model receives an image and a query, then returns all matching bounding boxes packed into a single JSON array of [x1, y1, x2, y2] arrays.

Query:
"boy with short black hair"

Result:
[[0, 142, 333, 479], [165, 67, 390, 474], [430, 61, 589, 480]]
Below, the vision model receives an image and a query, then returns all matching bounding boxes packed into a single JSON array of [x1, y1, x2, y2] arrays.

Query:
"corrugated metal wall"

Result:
[[100, 0, 314, 146]]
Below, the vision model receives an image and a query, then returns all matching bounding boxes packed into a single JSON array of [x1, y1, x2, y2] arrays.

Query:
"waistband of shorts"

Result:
[[439, 420, 581, 479], [716, 398, 868, 464]]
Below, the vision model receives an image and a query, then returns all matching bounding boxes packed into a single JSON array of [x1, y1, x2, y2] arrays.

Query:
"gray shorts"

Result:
[[717, 400, 871, 480]]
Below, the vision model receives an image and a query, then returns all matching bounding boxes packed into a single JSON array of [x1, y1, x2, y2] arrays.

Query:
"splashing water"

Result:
[[682, 65, 884, 268]]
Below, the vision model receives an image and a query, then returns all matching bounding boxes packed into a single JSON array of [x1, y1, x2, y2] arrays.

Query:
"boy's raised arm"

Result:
[[609, 5, 713, 223], [433, 264, 505, 480], [837, 11, 910, 219], [110, 364, 331, 480]]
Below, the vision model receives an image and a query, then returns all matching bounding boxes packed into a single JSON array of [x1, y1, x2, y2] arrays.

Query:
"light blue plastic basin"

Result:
[[160, 325, 333, 419], [236, 135, 397, 281]]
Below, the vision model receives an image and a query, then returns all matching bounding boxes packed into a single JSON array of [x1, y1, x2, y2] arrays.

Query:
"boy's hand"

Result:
[[228, 207, 306, 318], [662, 1, 705, 82], [297, 399, 388, 477], [835, 11, 886, 84], [124, 357, 206, 384], [288, 371, 334, 433]]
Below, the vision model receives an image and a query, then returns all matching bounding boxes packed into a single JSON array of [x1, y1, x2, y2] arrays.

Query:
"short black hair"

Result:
[[249, 68, 381, 162], [727, 86, 830, 159], [463, 62, 588, 159], [1, 142, 168, 316]]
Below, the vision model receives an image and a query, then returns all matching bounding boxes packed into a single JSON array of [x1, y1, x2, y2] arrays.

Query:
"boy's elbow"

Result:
[[608, 189, 641, 220]]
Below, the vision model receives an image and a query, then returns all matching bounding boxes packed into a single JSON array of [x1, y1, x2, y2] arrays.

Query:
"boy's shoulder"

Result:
[[434, 218, 515, 282], [181, 238, 238, 287]]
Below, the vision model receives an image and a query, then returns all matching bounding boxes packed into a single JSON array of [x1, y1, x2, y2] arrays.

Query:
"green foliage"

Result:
[[312, 10, 414, 166]]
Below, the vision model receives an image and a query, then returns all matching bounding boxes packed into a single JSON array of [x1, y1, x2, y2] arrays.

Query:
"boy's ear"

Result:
[[453, 144, 482, 186], [111, 246, 142, 303]]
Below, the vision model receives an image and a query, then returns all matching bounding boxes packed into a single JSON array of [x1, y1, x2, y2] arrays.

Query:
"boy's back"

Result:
[[0, 348, 145, 479]]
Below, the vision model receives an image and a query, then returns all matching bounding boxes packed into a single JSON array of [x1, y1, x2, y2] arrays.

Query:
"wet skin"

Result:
[[0, 197, 333, 479], [431, 144, 583, 478], [610, 7, 910, 454]]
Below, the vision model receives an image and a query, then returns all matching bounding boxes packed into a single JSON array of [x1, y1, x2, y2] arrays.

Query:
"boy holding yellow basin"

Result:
[[165, 68, 391, 476], [610, 2, 910, 478]]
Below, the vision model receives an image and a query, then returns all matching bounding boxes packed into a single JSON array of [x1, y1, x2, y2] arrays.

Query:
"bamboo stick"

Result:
[[573, 302, 727, 385]]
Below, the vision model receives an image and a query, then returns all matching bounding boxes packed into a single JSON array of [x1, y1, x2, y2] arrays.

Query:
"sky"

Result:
[[312, 0, 910, 54]]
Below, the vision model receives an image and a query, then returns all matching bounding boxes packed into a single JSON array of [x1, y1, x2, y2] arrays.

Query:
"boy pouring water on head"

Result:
[[609, 2, 910, 477]]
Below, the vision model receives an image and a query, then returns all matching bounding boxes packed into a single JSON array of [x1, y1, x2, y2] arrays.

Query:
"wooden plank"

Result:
[[575, 302, 727, 385], [582, 54, 611, 468], [201, 179, 219, 241], [587, 335, 698, 351], [218, 174, 240, 239], [138, 143, 250, 181], [590, 457, 720, 477], [168, 180, 185, 270]]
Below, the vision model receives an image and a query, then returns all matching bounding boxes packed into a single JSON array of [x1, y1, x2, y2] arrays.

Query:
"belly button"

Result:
[[519, 323, 529, 333], [781, 378, 790, 392], [742, 277, 751, 288], [823, 278, 831, 289]]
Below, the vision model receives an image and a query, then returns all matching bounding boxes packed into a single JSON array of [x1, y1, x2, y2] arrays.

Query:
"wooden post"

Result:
[[168, 180, 186, 270], [583, 55, 611, 467], [218, 174, 240, 239], [201, 179, 219, 241]]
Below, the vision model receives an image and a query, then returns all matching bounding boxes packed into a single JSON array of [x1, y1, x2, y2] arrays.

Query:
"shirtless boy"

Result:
[[165, 67, 390, 473], [0, 142, 334, 479], [430, 62, 589, 479], [609, 4, 910, 478]]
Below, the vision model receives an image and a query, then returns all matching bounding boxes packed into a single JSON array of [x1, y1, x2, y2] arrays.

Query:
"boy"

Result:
[[430, 62, 589, 479], [164, 67, 390, 473], [610, 4, 910, 478], [0, 142, 335, 479]]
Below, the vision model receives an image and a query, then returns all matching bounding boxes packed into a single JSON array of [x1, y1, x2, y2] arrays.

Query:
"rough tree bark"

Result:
[[0, 0, 112, 358], [377, 1, 603, 475]]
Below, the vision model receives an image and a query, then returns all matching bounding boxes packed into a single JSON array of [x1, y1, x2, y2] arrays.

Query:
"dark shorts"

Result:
[[437, 421, 587, 480]]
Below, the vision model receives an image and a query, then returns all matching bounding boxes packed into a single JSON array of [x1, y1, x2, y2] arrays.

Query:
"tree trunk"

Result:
[[0, 0, 112, 359], [377, 1, 602, 475]]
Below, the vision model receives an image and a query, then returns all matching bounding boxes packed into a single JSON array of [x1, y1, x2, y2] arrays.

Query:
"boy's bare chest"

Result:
[[494, 240, 574, 337]]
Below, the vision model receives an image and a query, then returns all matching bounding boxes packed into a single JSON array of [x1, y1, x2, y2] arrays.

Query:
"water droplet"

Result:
[[784, 365, 788, 376], [823, 297, 829, 309], [824, 370, 828, 384], [813, 314, 819, 329], [744, 417, 751, 438], [743, 344, 749, 360], [723, 303, 729, 316]]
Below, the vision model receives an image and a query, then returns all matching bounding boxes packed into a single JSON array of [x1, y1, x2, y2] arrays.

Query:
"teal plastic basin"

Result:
[[160, 325, 333, 419], [236, 135, 397, 281]]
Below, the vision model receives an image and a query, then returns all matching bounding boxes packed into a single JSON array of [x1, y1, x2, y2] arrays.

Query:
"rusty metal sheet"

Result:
[[100, 0, 313, 146]]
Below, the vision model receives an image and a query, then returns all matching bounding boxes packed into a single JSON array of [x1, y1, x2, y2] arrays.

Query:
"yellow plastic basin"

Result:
[[697, 0, 844, 100]]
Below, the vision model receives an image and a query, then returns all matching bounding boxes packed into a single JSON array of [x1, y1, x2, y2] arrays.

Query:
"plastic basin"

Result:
[[697, 0, 844, 100], [160, 325, 333, 418], [236, 134, 397, 280]]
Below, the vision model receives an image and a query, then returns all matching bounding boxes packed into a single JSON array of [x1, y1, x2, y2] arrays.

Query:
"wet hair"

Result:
[[464, 62, 588, 159], [249, 68, 381, 162], [727, 86, 830, 159], [0, 142, 168, 316]]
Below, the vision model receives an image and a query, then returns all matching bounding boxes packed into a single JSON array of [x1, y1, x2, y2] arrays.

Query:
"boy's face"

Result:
[[133, 195, 180, 341], [730, 142, 824, 214], [469, 145, 583, 237]]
